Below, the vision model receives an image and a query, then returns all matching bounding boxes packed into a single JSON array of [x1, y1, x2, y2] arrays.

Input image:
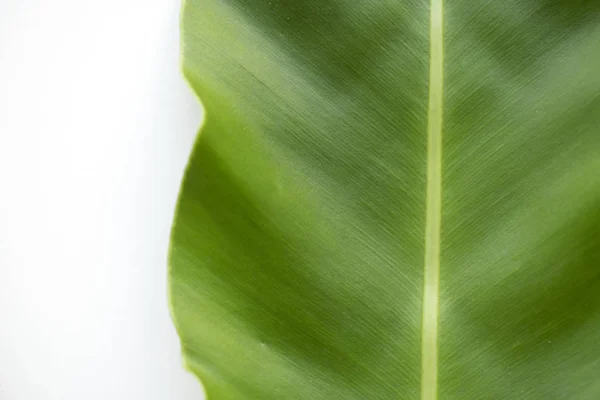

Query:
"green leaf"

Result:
[[168, 0, 600, 398]]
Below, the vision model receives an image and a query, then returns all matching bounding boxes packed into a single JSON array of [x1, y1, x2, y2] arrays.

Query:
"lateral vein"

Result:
[[421, 0, 443, 399]]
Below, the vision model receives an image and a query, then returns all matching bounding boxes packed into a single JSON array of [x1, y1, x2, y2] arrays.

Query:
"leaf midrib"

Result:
[[421, 0, 444, 399]]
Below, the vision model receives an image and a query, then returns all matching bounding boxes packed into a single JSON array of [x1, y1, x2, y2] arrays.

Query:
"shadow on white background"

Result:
[[0, 1, 205, 399]]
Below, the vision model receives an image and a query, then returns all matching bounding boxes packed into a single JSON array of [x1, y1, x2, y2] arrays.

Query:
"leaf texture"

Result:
[[169, 1, 600, 399]]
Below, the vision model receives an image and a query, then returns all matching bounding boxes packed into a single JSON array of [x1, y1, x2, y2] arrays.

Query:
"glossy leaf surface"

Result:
[[169, 1, 600, 399]]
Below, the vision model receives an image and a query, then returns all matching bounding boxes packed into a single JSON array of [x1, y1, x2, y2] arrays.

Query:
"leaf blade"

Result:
[[170, 1, 600, 399]]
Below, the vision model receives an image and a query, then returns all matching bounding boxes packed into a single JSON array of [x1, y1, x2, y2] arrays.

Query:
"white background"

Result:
[[0, 1, 205, 399]]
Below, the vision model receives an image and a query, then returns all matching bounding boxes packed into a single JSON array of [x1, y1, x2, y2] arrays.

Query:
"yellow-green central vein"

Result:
[[421, 0, 443, 399]]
